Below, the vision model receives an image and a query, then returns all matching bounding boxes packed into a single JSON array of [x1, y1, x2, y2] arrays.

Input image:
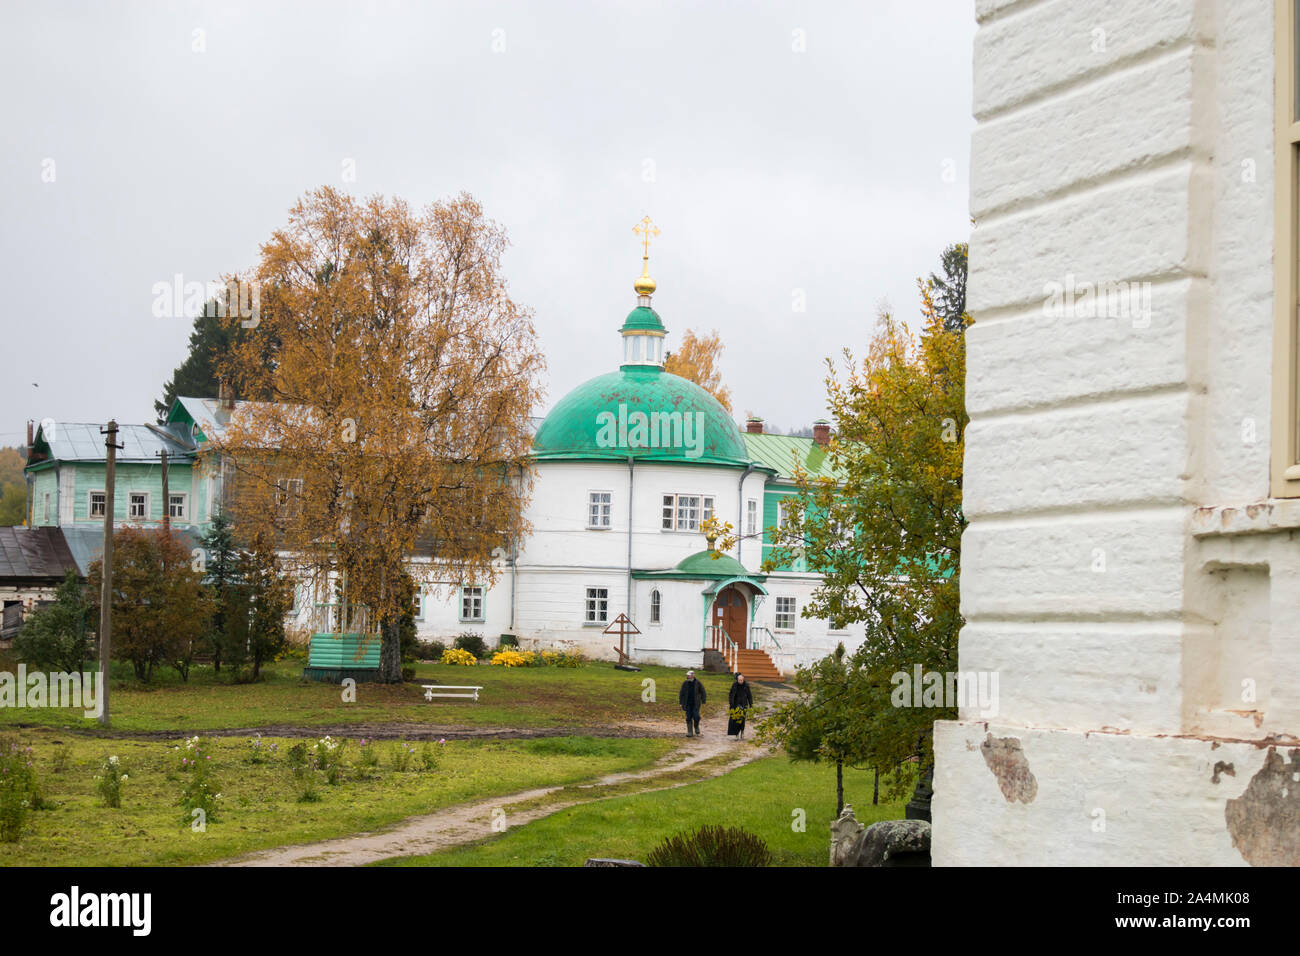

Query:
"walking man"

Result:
[[679, 669, 707, 737]]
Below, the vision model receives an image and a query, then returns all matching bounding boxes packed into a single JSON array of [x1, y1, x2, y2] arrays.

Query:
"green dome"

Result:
[[675, 549, 749, 577], [533, 365, 750, 466], [620, 305, 666, 333]]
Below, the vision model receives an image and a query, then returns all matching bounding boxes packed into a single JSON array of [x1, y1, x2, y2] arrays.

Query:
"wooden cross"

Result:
[[604, 612, 641, 667]]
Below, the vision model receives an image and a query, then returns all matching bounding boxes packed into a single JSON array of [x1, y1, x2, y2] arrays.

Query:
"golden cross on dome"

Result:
[[632, 216, 659, 296], [634, 215, 659, 260]]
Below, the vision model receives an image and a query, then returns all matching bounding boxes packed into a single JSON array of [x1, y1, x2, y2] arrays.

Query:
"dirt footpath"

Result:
[[214, 704, 787, 867]]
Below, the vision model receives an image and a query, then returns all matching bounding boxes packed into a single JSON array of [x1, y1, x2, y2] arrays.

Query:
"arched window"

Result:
[[650, 589, 661, 624]]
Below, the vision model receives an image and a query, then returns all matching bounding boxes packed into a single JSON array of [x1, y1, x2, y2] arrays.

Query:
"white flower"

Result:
[[108, 755, 119, 765]]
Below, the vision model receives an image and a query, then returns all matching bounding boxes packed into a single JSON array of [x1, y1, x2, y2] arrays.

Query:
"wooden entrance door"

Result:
[[711, 586, 748, 649]]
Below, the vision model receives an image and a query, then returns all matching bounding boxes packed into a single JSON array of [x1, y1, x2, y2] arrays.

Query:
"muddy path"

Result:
[[15, 681, 792, 744]]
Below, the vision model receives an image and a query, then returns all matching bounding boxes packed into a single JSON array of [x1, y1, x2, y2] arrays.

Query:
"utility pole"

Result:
[[98, 420, 122, 727], [156, 447, 170, 532]]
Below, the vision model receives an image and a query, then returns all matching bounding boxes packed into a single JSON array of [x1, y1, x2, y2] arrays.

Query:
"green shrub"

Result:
[[453, 632, 488, 659], [247, 734, 277, 764], [314, 736, 345, 785], [51, 745, 73, 774], [94, 755, 128, 809], [646, 825, 774, 868], [286, 741, 309, 771], [356, 739, 380, 778], [293, 764, 320, 803], [391, 741, 416, 772], [285, 741, 321, 801], [415, 640, 446, 661], [420, 740, 445, 771], [401, 665, 416, 681], [178, 743, 221, 828], [536, 649, 587, 668], [0, 737, 38, 842]]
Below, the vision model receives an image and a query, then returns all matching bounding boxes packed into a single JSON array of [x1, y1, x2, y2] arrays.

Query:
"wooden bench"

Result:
[[422, 684, 483, 702]]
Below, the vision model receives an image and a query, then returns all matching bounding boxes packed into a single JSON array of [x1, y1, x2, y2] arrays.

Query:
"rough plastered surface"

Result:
[[937, 0, 1297, 864], [934, 722, 1300, 866]]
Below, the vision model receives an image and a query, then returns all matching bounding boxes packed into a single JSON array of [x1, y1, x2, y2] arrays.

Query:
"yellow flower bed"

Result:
[[490, 649, 536, 667], [440, 647, 479, 666]]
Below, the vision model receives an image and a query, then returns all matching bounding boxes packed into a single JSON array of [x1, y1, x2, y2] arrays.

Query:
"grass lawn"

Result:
[[0, 728, 674, 866], [380, 754, 909, 867], [0, 652, 748, 733]]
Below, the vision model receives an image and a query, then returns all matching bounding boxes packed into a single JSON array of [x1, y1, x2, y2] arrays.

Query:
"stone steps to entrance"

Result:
[[729, 648, 783, 680]]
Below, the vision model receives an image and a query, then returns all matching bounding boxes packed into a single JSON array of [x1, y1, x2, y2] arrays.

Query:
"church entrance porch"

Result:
[[705, 582, 782, 681], [710, 585, 748, 649]]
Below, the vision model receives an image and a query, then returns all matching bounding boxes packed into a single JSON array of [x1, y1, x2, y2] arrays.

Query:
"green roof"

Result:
[[675, 549, 749, 576], [742, 433, 845, 482], [632, 548, 767, 582], [532, 365, 751, 466], [619, 306, 666, 333]]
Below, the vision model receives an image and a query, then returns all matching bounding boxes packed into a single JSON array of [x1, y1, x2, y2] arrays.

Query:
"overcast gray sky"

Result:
[[0, 0, 974, 446]]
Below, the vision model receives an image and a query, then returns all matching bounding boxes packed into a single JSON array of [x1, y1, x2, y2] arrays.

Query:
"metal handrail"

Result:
[[707, 624, 739, 672], [749, 624, 781, 652]]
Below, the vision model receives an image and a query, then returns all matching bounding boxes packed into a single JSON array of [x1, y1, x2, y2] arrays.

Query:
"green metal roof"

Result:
[[742, 433, 845, 482], [619, 306, 666, 333], [632, 548, 767, 582], [532, 365, 750, 466], [676, 549, 749, 576]]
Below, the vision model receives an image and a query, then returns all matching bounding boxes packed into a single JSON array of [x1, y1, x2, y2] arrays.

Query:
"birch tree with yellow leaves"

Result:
[[762, 273, 967, 802], [665, 328, 733, 412], [211, 187, 543, 682]]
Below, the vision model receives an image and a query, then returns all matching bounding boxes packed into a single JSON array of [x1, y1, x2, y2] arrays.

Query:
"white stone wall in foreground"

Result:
[[935, 0, 1298, 866]]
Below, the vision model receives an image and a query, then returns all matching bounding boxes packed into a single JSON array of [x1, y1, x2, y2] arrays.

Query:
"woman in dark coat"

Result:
[[727, 673, 754, 738]]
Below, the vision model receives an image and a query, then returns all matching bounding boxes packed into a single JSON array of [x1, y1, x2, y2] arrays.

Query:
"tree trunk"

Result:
[[836, 759, 844, 816], [378, 614, 402, 683], [873, 767, 880, 805]]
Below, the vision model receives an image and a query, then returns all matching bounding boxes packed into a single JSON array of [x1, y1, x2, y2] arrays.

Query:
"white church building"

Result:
[[411, 263, 861, 677], [934, 0, 1300, 866]]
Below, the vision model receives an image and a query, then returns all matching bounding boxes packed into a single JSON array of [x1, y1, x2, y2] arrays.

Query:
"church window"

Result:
[[677, 495, 699, 528], [588, 491, 612, 528], [775, 596, 797, 632], [650, 588, 661, 623], [460, 587, 484, 622], [585, 587, 609, 624], [746, 499, 758, 536], [661, 493, 714, 531]]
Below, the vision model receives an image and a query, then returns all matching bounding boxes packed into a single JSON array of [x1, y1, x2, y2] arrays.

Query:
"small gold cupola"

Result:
[[621, 216, 667, 368], [633, 215, 659, 299]]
